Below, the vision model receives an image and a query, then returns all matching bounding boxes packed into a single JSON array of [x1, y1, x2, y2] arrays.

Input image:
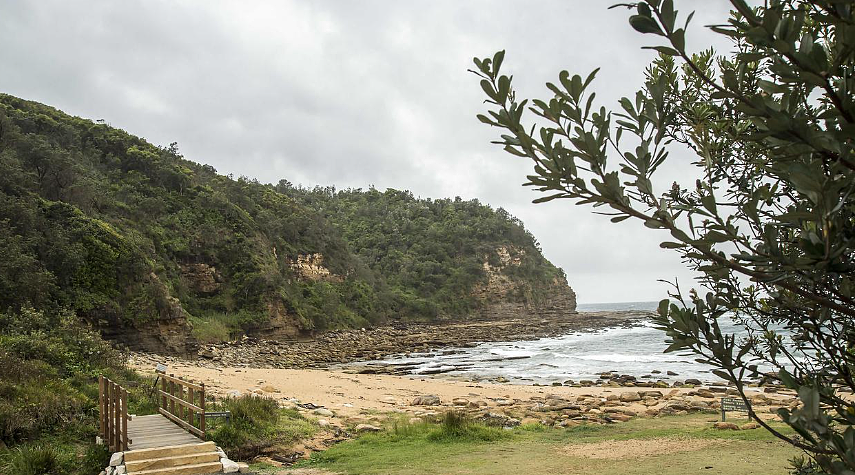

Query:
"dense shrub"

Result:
[[207, 395, 315, 460]]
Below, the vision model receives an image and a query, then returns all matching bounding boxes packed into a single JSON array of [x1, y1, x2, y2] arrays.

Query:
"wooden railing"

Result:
[[157, 372, 206, 438], [99, 376, 130, 451]]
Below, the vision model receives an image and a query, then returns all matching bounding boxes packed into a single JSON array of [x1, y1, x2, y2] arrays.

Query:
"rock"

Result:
[[222, 458, 241, 473], [478, 412, 521, 427], [237, 462, 251, 473], [639, 390, 663, 398], [412, 395, 441, 406], [619, 392, 641, 402], [313, 408, 334, 417], [713, 422, 739, 430], [409, 417, 423, 424], [741, 422, 759, 430], [355, 424, 383, 432], [109, 452, 124, 467], [452, 398, 469, 406], [608, 414, 632, 422], [666, 371, 678, 376], [695, 389, 716, 398], [685, 378, 702, 385], [317, 419, 330, 428], [114, 467, 126, 475], [261, 385, 278, 393]]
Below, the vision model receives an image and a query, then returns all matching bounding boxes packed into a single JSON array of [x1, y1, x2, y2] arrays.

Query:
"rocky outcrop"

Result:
[[180, 263, 223, 295], [245, 299, 312, 339], [94, 273, 198, 355], [475, 246, 576, 320], [289, 253, 340, 282]]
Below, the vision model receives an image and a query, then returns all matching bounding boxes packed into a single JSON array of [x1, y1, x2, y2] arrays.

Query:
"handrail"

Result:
[[156, 370, 206, 439], [98, 376, 130, 451]]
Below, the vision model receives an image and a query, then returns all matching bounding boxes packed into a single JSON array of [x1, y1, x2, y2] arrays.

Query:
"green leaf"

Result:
[[629, 15, 664, 35], [492, 50, 505, 74], [642, 46, 679, 56]]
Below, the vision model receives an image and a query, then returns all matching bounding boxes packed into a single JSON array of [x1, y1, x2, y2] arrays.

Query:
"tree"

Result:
[[473, 1, 855, 472]]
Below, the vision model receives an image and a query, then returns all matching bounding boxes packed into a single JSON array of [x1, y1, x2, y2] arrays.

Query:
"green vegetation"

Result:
[[473, 0, 855, 472], [0, 93, 567, 344], [0, 307, 153, 475], [281, 185, 567, 318], [265, 414, 796, 475], [207, 395, 316, 460]]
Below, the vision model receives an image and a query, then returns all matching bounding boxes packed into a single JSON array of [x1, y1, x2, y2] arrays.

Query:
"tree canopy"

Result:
[[473, 0, 855, 472]]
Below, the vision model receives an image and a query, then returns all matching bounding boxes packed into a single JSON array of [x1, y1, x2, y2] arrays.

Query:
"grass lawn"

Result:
[[256, 413, 800, 475]]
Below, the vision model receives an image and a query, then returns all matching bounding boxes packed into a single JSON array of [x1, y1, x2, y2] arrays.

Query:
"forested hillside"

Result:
[[0, 94, 575, 353], [280, 185, 572, 318]]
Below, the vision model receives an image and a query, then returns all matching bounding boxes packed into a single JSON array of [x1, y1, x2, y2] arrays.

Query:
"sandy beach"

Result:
[[130, 355, 795, 424]]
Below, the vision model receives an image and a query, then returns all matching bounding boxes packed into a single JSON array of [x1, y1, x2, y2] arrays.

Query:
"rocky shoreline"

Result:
[[143, 310, 650, 371]]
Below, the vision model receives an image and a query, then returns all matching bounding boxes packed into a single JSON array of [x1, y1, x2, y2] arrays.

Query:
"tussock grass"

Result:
[[427, 411, 507, 442], [0, 445, 60, 475], [207, 395, 316, 460]]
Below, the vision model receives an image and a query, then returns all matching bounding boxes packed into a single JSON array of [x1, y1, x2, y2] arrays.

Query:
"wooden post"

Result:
[[121, 388, 128, 451], [169, 375, 176, 416], [200, 382, 206, 438], [113, 382, 120, 452], [98, 375, 105, 439], [160, 374, 167, 410], [188, 385, 195, 428], [107, 382, 114, 450]]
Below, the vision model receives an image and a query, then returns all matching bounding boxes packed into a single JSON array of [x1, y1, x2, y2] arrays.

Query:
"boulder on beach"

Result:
[[619, 392, 641, 402], [412, 395, 441, 406]]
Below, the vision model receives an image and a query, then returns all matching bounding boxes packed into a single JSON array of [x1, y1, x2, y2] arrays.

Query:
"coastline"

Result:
[[186, 310, 652, 370]]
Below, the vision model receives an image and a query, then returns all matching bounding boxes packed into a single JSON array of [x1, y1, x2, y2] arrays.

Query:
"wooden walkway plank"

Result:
[[127, 414, 203, 451]]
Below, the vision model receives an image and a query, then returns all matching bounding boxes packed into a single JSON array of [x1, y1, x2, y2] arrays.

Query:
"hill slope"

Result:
[[0, 94, 575, 354]]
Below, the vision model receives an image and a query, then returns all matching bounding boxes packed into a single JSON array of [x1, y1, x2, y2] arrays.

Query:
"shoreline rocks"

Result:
[[133, 310, 651, 371]]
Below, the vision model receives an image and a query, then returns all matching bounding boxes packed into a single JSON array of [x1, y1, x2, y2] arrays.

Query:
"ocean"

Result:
[[368, 301, 748, 385]]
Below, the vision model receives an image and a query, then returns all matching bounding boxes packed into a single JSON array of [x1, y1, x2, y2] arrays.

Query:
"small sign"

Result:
[[720, 397, 749, 421], [155, 363, 168, 374], [721, 397, 748, 411]]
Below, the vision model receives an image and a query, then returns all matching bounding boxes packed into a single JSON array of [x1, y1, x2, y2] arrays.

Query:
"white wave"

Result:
[[573, 353, 671, 363]]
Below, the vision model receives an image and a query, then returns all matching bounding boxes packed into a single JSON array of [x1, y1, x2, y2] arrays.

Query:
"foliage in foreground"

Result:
[[0, 307, 149, 475], [473, 0, 855, 473]]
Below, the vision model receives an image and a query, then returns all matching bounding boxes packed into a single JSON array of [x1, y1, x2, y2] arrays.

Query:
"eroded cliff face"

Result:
[[289, 253, 341, 282], [474, 246, 577, 320], [95, 273, 199, 355]]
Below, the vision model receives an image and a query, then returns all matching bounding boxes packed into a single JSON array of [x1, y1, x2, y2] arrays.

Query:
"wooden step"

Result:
[[126, 461, 223, 475], [124, 441, 217, 462], [125, 452, 221, 472]]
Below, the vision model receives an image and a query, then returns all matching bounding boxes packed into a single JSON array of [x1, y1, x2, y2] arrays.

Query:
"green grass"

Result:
[[264, 414, 798, 475], [189, 311, 267, 343]]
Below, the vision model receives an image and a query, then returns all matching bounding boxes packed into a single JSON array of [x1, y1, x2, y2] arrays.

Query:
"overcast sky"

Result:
[[0, 1, 737, 304]]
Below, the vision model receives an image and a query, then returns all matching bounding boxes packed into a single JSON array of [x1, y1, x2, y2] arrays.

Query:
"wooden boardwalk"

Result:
[[127, 414, 203, 450]]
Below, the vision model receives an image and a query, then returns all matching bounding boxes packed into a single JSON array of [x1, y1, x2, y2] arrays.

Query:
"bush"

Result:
[[207, 395, 285, 460], [426, 412, 507, 442], [1, 445, 61, 475]]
